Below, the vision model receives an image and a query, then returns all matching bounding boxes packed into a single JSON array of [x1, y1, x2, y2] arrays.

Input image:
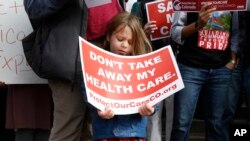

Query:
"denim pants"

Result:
[[223, 61, 243, 133], [171, 63, 232, 141]]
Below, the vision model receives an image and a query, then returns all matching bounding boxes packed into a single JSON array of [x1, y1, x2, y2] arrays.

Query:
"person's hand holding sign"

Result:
[[97, 104, 155, 119], [181, 3, 216, 40], [144, 21, 158, 36], [97, 107, 115, 119], [196, 3, 217, 30], [139, 104, 155, 116]]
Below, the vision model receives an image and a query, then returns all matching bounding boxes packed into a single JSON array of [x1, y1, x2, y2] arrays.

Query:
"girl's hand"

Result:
[[144, 21, 158, 36], [97, 107, 115, 119], [139, 104, 155, 116], [0, 81, 6, 88]]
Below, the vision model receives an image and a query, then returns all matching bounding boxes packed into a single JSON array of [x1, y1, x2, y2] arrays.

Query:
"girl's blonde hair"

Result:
[[103, 12, 152, 55]]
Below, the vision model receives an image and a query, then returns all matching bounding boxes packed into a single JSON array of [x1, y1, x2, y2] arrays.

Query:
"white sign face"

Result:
[[0, 0, 47, 84], [85, 0, 112, 8], [79, 37, 184, 115]]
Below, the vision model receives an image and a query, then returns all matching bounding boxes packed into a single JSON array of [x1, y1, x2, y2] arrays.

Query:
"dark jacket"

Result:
[[23, 0, 124, 83], [23, 0, 88, 82], [238, 11, 250, 68]]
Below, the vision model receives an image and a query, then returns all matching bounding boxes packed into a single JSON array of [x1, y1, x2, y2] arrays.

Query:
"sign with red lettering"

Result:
[[172, 0, 247, 11], [146, 0, 174, 41], [0, 0, 47, 84], [79, 37, 184, 115]]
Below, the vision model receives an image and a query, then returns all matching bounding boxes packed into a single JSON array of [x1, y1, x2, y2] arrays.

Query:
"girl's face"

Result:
[[109, 25, 133, 56]]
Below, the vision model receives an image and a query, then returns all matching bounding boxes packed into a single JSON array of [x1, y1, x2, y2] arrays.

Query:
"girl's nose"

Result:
[[121, 42, 128, 49]]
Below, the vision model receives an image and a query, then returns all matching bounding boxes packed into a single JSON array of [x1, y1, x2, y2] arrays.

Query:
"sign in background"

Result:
[[0, 0, 47, 84], [79, 37, 184, 115], [172, 0, 247, 11], [146, 0, 174, 41]]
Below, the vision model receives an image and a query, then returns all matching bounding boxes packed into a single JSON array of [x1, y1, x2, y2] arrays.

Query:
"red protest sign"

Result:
[[172, 0, 247, 11], [146, 0, 174, 41], [79, 37, 184, 115]]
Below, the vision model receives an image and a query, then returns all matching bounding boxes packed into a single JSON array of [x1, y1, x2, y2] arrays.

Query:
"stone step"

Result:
[[189, 119, 205, 141], [189, 133, 205, 141], [189, 118, 249, 141], [190, 119, 205, 133]]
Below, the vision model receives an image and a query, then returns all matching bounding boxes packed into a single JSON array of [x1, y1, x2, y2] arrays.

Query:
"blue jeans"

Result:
[[243, 68, 250, 116], [171, 63, 232, 141], [223, 61, 243, 132]]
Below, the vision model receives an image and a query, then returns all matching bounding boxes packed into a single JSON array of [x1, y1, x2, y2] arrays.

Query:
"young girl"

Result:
[[89, 12, 155, 141]]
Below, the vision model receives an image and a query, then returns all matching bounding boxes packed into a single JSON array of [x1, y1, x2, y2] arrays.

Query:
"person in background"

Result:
[[0, 81, 52, 141], [0, 82, 14, 141], [240, 1, 250, 125], [223, 1, 250, 136], [85, 12, 155, 141], [131, 1, 174, 141], [5, 84, 53, 141], [222, 11, 242, 131], [23, 0, 125, 141], [170, 3, 239, 141]]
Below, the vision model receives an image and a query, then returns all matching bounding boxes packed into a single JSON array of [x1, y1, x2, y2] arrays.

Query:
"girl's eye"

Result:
[[117, 38, 123, 41]]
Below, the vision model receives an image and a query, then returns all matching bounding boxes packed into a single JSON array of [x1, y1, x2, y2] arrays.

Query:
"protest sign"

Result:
[[172, 0, 247, 11], [0, 0, 47, 84], [79, 37, 184, 115], [146, 0, 174, 41]]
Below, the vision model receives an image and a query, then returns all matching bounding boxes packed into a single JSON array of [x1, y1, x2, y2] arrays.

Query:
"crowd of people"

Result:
[[1, 0, 250, 141]]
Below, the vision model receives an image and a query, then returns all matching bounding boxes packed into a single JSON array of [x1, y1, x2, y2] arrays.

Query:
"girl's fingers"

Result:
[[139, 104, 155, 116], [98, 108, 115, 119]]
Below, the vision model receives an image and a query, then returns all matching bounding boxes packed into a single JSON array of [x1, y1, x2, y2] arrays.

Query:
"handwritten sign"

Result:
[[79, 37, 184, 115], [146, 0, 174, 41], [0, 0, 47, 84], [172, 0, 247, 11]]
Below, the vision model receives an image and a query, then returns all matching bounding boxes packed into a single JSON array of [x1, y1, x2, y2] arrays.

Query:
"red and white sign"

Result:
[[172, 0, 247, 11], [146, 0, 174, 41], [79, 37, 184, 115]]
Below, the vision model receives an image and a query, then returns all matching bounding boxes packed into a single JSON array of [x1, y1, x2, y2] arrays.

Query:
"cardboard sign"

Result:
[[146, 0, 174, 41], [0, 0, 47, 84], [79, 37, 184, 115], [172, 0, 247, 11]]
